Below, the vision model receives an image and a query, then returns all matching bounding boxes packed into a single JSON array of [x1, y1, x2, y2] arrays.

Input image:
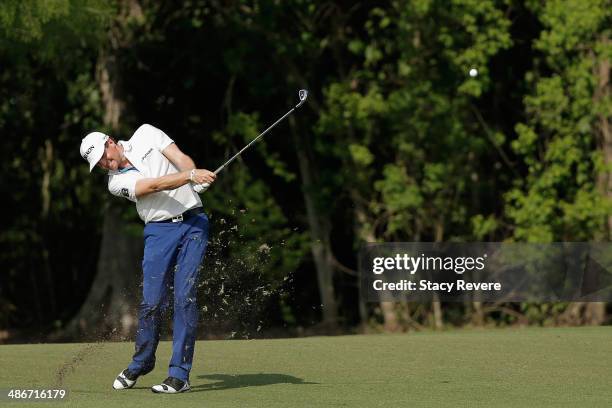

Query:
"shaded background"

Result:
[[0, 0, 610, 343]]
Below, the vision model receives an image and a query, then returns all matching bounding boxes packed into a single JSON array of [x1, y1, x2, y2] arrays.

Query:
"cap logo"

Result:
[[121, 188, 129, 197], [83, 145, 95, 159]]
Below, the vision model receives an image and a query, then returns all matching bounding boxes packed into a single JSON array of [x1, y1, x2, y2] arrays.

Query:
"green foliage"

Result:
[[0, 0, 111, 62], [0, 0, 72, 42], [208, 111, 308, 287], [313, 0, 513, 242], [2, 0, 610, 332], [471, 214, 499, 240], [0, 0, 111, 329], [201, 165, 309, 331], [207, 166, 309, 280], [348, 144, 374, 167], [506, 0, 612, 242]]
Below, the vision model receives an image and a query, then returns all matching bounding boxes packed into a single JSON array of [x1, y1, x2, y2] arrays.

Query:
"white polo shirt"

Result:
[[107, 124, 203, 223]]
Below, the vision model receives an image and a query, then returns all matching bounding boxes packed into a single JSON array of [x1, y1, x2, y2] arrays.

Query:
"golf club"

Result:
[[193, 89, 309, 193]]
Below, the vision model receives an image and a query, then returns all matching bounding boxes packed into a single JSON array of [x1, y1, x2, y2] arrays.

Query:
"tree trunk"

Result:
[[431, 220, 444, 329], [289, 116, 338, 327], [471, 301, 485, 326], [39, 139, 57, 318], [562, 35, 611, 327], [60, 204, 143, 339], [53, 0, 144, 341], [587, 34, 611, 325], [353, 201, 400, 331], [595, 35, 611, 237]]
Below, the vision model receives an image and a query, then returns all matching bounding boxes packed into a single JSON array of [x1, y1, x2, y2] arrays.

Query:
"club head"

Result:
[[296, 89, 309, 108]]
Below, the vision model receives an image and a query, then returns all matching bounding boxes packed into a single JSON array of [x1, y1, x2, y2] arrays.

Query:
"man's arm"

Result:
[[135, 171, 192, 198], [161, 142, 217, 187], [134, 143, 216, 198], [162, 143, 196, 171], [135, 169, 217, 198]]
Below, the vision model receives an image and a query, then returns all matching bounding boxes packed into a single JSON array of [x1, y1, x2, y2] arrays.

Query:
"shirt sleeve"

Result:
[[108, 172, 143, 203], [142, 123, 174, 151]]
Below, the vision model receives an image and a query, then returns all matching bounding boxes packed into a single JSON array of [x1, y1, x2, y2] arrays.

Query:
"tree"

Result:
[[61, 0, 146, 339], [0, 0, 112, 335], [506, 0, 611, 324], [315, 0, 513, 329]]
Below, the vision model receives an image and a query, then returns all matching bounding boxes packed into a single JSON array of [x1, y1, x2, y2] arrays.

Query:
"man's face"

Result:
[[97, 139, 122, 171]]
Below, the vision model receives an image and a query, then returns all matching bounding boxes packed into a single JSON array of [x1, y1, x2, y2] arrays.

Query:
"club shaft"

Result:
[[213, 106, 297, 175]]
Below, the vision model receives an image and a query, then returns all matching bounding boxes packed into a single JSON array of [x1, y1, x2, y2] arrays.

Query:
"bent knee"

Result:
[[139, 301, 169, 317]]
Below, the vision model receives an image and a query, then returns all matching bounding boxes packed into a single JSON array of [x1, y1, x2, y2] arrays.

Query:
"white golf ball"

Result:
[[469, 68, 478, 77]]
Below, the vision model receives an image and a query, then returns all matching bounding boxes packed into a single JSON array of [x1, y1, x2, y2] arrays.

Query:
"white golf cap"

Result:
[[80, 131, 109, 172]]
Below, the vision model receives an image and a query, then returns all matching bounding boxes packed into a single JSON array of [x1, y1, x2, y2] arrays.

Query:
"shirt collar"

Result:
[[119, 140, 132, 152], [107, 140, 137, 175]]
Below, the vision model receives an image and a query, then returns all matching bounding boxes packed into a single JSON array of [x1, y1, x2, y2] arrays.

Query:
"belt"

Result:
[[154, 207, 203, 223]]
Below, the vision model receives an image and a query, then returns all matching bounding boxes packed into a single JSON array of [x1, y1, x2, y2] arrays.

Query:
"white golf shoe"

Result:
[[151, 377, 190, 393], [112, 369, 138, 390]]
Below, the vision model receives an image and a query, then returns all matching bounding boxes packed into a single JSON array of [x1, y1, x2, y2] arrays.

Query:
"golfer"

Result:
[[79, 124, 215, 393]]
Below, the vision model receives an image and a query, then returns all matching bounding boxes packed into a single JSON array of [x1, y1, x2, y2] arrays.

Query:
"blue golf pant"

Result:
[[128, 212, 208, 382]]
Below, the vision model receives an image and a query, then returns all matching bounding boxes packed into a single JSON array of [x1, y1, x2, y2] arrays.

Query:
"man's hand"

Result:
[[161, 142, 215, 193], [190, 169, 216, 185]]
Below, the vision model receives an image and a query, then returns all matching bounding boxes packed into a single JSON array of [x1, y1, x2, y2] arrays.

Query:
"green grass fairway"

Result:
[[1, 327, 611, 407]]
